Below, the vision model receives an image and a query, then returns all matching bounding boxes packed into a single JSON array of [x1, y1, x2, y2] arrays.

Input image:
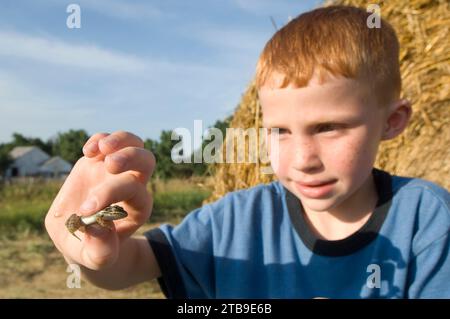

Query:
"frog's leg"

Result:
[[95, 216, 114, 230], [70, 231, 82, 241], [71, 225, 85, 241], [66, 214, 83, 241]]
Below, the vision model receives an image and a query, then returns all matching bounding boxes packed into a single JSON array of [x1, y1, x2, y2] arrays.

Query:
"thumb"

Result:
[[80, 226, 119, 270]]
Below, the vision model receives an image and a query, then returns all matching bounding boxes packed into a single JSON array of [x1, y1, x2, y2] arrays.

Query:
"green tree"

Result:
[[145, 115, 232, 179], [0, 144, 13, 176], [144, 138, 158, 154], [52, 129, 89, 164], [192, 115, 232, 176], [153, 130, 181, 179], [10, 133, 53, 155]]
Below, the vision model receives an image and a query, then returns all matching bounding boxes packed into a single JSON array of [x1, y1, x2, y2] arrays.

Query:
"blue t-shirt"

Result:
[[144, 168, 450, 298]]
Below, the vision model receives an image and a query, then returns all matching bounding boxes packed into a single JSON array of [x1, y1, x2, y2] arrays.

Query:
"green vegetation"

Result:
[[0, 115, 231, 179], [0, 177, 212, 236], [0, 180, 61, 235], [52, 129, 89, 164], [0, 119, 226, 298], [144, 115, 232, 179], [154, 178, 213, 221], [0, 118, 228, 233], [0, 177, 212, 298]]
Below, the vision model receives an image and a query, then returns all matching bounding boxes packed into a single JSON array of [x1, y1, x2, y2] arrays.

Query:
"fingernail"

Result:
[[110, 154, 127, 169], [104, 136, 119, 149], [83, 142, 98, 154], [80, 198, 98, 213]]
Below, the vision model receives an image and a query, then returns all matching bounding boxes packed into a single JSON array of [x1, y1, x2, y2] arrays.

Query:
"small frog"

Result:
[[65, 205, 128, 241]]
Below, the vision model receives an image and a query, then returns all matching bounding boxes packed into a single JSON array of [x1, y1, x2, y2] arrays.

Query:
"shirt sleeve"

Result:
[[407, 233, 450, 298], [144, 204, 217, 299], [407, 184, 450, 298]]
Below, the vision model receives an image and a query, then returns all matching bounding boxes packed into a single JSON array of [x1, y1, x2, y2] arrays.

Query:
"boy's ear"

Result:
[[381, 99, 412, 140]]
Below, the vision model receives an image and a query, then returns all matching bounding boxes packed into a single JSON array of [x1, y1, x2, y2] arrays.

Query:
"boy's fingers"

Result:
[[115, 186, 153, 237], [80, 228, 120, 270], [53, 227, 119, 270], [68, 184, 151, 268], [79, 173, 141, 216], [83, 132, 110, 158], [46, 212, 118, 270], [98, 131, 145, 155], [105, 147, 156, 181]]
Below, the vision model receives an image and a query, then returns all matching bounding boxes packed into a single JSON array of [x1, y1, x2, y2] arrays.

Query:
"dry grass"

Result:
[[0, 176, 214, 298], [149, 175, 214, 194], [0, 224, 165, 299]]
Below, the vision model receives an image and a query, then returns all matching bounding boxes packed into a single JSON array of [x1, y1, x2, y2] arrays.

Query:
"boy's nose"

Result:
[[291, 139, 322, 172]]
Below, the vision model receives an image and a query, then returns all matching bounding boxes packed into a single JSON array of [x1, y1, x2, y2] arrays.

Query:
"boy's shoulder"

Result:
[[210, 180, 284, 206], [386, 171, 449, 258], [389, 172, 449, 210], [202, 181, 285, 220], [386, 172, 449, 242]]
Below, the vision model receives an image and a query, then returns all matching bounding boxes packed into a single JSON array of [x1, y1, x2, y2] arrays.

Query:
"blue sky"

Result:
[[0, 0, 320, 148]]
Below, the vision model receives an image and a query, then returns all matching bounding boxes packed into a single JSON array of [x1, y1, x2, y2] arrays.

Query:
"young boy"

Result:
[[45, 6, 450, 298]]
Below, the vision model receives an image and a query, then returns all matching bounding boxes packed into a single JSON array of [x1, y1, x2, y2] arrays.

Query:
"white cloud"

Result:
[[0, 29, 242, 78], [0, 35, 247, 144], [0, 30, 147, 72]]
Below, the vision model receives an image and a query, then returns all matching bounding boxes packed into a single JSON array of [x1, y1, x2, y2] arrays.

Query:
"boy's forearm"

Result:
[[69, 236, 160, 290]]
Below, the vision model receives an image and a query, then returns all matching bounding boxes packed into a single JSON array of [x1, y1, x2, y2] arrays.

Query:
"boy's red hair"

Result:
[[256, 5, 401, 106]]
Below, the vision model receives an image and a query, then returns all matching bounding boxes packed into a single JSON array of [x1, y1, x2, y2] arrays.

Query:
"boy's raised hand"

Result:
[[45, 131, 155, 270]]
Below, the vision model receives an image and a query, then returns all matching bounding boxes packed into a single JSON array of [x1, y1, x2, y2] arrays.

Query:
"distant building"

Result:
[[5, 146, 73, 178]]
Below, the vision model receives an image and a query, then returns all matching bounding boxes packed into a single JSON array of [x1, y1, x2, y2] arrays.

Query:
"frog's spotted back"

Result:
[[64, 205, 128, 241], [102, 205, 128, 220]]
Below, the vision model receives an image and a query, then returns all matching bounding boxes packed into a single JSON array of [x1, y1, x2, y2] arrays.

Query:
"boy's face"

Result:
[[259, 74, 387, 214]]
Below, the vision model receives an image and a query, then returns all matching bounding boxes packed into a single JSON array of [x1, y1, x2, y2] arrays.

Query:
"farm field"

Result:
[[0, 177, 212, 298]]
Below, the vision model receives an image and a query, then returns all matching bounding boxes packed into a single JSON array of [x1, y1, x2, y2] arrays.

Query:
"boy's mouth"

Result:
[[294, 179, 337, 198]]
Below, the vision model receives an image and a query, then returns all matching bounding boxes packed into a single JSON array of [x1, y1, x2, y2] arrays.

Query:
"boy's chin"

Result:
[[290, 189, 342, 213], [299, 197, 340, 213]]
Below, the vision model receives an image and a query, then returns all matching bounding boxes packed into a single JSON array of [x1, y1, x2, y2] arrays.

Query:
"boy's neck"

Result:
[[302, 173, 378, 241]]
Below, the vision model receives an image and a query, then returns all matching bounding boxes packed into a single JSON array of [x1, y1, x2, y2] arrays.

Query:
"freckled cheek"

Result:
[[269, 143, 291, 177], [327, 138, 374, 176]]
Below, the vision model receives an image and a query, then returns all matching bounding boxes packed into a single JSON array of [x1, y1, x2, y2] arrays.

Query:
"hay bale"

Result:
[[205, 82, 275, 203], [206, 0, 449, 203]]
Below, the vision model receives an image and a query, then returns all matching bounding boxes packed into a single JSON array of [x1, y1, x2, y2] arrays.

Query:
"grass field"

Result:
[[0, 176, 213, 298]]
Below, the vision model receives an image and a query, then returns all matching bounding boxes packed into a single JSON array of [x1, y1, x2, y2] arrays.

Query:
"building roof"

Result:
[[9, 146, 41, 159], [39, 156, 72, 173], [41, 156, 71, 167]]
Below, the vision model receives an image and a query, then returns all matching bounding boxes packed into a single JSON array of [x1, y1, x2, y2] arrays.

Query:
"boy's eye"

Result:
[[317, 123, 341, 133], [270, 128, 288, 135]]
